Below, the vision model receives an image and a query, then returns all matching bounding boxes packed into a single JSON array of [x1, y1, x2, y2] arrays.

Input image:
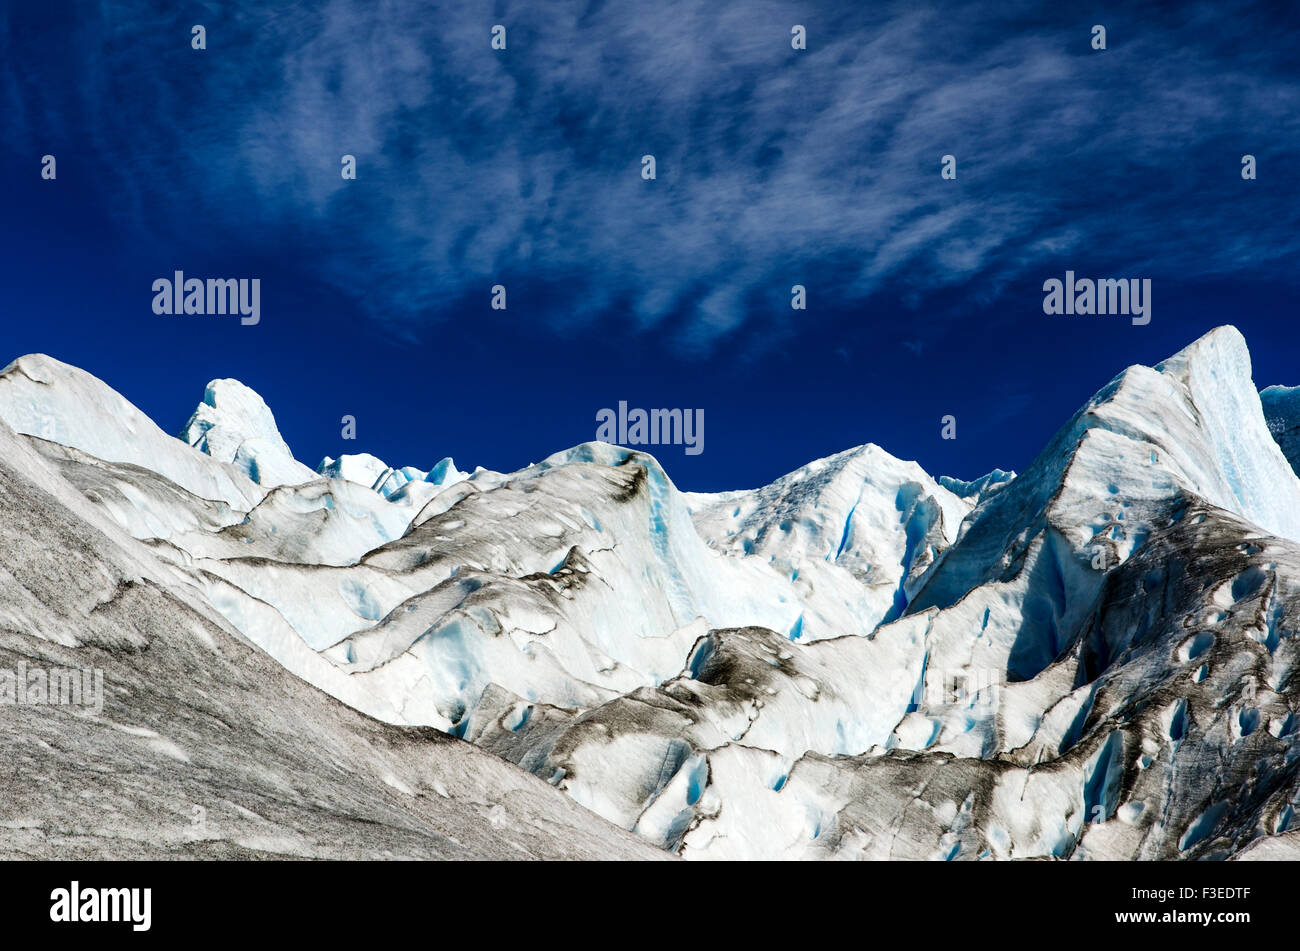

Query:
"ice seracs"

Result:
[[318, 452, 392, 491], [1261, 384, 1300, 477], [317, 453, 470, 498], [3, 324, 1300, 861], [181, 378, 317, 487]]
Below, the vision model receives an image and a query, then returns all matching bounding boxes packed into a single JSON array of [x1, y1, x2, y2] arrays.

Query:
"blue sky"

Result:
[[2, 0, 1298, 491]]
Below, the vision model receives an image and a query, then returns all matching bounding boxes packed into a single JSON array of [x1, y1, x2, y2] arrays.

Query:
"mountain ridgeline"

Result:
[[2, 326, 1300, 860]]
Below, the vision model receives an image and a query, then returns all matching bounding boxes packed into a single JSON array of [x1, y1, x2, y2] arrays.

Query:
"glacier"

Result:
[[2, 324, 1300, 860]]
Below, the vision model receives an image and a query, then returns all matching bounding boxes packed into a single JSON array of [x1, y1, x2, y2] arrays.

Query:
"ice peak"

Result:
[[318, 453, 392, 489], [427, 456, 466, 486], [1, 352, 63, 383], [181, 378, 316, 488], [1153, 324, 1251, 385], [183, 379, 290, 459]]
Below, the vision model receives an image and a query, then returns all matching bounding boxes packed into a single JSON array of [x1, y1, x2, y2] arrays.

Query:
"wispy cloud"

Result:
[[4, 0, 1297, 353]]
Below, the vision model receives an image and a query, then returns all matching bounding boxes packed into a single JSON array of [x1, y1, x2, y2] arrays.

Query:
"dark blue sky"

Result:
[[2, 1, 1298, 491]]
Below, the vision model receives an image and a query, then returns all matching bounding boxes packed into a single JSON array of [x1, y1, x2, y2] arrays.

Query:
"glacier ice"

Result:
[[181, 378, 318, 488], [4, 325, 1300, 860]]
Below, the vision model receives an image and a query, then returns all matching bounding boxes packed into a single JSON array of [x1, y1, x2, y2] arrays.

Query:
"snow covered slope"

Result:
[[3, 325, 1300, 860], [0, 355, 266, 510], [0, 412, 665, 859], [684, 444, 974, 633]]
